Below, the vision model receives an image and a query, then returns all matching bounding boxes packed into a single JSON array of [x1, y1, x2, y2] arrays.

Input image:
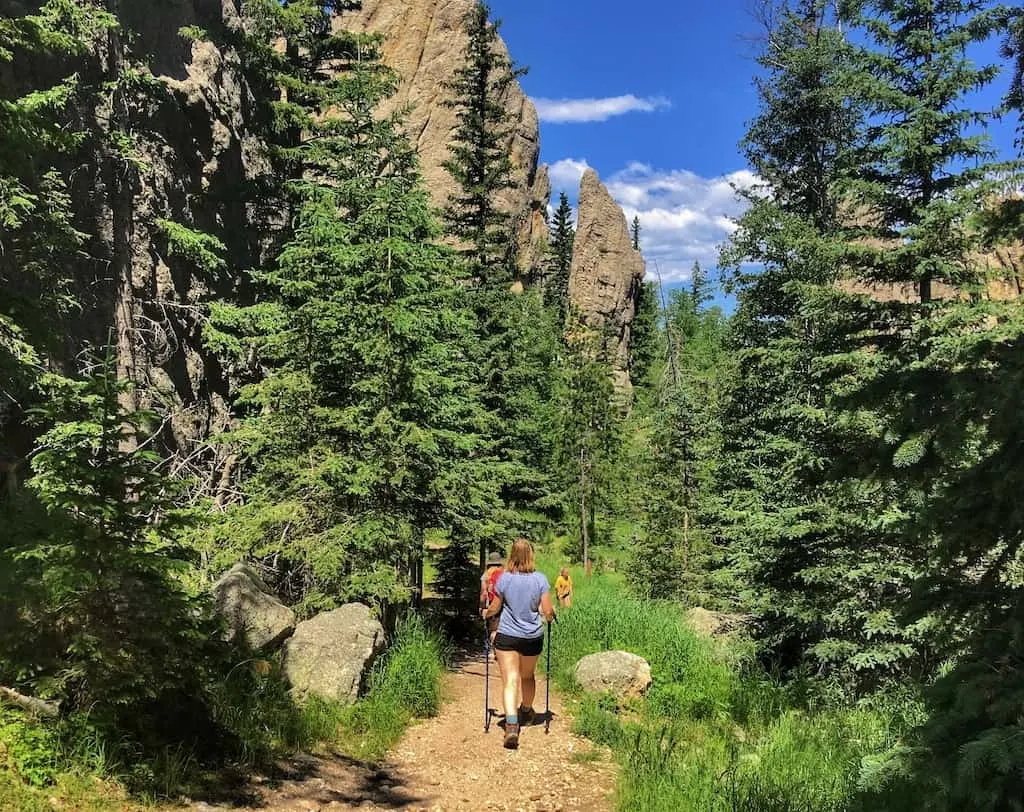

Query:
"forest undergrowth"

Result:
[[541, 554, 927, 812], [0, 615, 445, 807]]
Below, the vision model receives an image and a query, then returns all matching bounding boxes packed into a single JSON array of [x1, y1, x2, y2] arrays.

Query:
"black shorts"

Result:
[[493, 632, 544, 657]]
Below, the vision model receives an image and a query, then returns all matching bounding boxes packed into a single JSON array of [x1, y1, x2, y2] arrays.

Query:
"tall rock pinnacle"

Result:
[[568, 169, 646, 393]]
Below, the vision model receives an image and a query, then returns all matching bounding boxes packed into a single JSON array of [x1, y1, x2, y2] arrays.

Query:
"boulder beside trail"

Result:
[[574, 651, 652, 700], [212, 563, 296, 652], [685, 607, 747, 638], [282, 603, 386, 704]]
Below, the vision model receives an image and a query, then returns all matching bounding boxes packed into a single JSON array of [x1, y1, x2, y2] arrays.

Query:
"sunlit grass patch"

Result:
[[538, 561, 922, 812]]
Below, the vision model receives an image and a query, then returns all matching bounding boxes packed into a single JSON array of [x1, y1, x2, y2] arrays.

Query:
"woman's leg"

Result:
[[496, 649, 521, 717], [519, 653, 541, 710]]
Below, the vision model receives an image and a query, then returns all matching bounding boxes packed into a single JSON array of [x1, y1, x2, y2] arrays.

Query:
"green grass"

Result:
[[537, 557, 922, 812], [0, 767, 152, 811]]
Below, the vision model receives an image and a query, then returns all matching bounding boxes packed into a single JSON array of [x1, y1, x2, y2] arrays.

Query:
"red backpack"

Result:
[[484, 566, 503, 606]]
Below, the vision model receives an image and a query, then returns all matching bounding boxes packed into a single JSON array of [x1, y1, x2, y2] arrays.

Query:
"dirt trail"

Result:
[[192, 653, 616, 812]]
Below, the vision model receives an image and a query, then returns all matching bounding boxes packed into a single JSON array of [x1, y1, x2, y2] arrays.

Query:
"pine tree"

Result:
[[0, 350, 210, 742], [202, 9, 498, 612], [545, 191, 575, 324], [631, 216, 641, 251], [441, 0, 525, 286], [441, 1, 557, 546]]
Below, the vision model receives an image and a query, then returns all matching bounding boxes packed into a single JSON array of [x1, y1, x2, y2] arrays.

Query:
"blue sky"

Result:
[[489, 0, 1020, 293]]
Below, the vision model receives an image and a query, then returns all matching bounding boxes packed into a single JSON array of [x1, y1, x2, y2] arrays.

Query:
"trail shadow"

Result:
[[187, 751, 427, 809]]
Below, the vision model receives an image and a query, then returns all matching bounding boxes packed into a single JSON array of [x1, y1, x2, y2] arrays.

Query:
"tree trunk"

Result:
[[580, 447, 590, 576], [0, 687, 60, 718]]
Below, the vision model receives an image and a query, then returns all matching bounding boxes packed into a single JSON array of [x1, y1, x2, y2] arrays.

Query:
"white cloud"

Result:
[[546, 159, 758, 283], [548, 158, 591, 193], [533, 95, 671, 124]]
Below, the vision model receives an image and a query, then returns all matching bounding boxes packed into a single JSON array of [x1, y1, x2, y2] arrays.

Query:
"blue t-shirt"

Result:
[[495, 571, 550, 639]]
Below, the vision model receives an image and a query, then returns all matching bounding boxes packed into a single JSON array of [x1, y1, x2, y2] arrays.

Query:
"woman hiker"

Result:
[[481, 538, 556, 749]]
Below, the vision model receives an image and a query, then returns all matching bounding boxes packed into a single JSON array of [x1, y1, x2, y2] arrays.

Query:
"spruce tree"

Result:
[[555, 336, 617, 571], [0, 2, 112, 410], [626, 224, 658, 387], [630, 277, 730, 601], [0, 351, 210, 743], [545, 191, 575, 324], [716, 0, 907, 684], [834, 1, 1024, 802], [630, 282, 660, 387], [441, 1, 557, 547], [203, 9, 498, 612]]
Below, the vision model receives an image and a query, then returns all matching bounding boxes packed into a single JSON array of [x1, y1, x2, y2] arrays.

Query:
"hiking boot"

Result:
[[519, 706, 535, 726], [503, 722, 520, 749]]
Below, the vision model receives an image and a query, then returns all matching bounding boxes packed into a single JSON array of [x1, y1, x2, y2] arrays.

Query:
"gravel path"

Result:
[[192, 653, 616, 812]]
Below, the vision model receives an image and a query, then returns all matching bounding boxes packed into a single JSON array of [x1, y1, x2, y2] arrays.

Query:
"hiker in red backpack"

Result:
[[480, 550, 505, 656]]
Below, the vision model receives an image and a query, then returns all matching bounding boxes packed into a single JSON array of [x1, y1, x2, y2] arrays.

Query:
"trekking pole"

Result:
[[484, 619, 491, 733], [545, 617, 554, 734]]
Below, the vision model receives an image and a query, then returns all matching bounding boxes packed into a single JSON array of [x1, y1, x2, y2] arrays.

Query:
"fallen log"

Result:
[[0, 686, 60, 718]]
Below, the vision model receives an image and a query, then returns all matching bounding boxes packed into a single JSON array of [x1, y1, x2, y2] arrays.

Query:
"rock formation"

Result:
[[568, 169, 646, 392], [6, 0, 553, 470], [212, 563, 296, 651], [282, 604, 386, 704], [8, 0, 273, 466], [339, 0, 550, 277], [574, 651, 652, 700]]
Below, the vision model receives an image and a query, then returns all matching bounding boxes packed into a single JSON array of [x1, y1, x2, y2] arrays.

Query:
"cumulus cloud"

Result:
[[546, 159, 758, 283], [548, 158, 591, 192], [533, 95, 671, 124], [609, 164, 756, 283]]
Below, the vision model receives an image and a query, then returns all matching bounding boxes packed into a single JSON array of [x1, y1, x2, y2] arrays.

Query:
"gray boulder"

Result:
[[685, 607, 747, 638], [282, 603, 386, 704], [574, 651, 652, 700], [212, 563, 296, 652]]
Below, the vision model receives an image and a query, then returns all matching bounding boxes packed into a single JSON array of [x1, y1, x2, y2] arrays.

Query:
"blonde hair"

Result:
[[506, 537, 536, 574], [560, 567, 569, 578]]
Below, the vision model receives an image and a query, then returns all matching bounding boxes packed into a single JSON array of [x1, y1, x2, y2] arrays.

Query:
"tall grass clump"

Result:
[[539, 559, 922, 812]]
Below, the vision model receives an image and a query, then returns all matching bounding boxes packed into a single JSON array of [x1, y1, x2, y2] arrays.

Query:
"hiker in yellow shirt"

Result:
[[554, 567, 573, 608]]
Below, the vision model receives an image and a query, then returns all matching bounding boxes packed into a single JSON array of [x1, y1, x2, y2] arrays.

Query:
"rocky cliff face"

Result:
[[7, 0, 555, 468], [58, 0, 269, 467], [840, 242, 1024, 302], [568, 169, 646, 392], [339, 0, 550, 277]]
